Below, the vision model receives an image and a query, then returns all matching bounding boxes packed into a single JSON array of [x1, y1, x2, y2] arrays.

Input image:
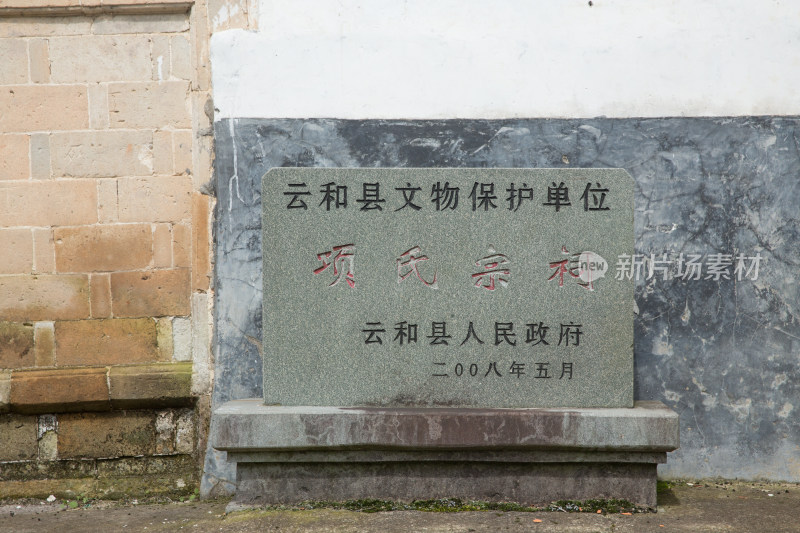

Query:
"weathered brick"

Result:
[[38, 414, 57, 460], [109, 362, 193, 409], [190, 0, 210, 92], [155, 409, 175, 454], [54, 224, 153, 272], [0, 457, 97, 484], [97, 179, 118, 223], [208, 0, 252, 31], [0, 274, 89, 322], [55, 318, 160, 366], [0, 134, 29, 180], [0, 322, 34, 369], [49, 35, 152, 83], [192, 194, 211, 291], [28, 38, 49, 84], [33, 228, 55, 273], [170, 34, 191, 80], [58, 411, 156, 459], [110, 269, 190, 318], [153, 223, 172, 267], [117, 175, 191, 223], [0, 85, 88, 133], [189, 292, 210, 396], [191, 88, 212, 135], [172, 222, 190, 267], [0, 228, 33, 274], [151, 35, 170, 82], [153, 130, 173, 174], [0, 370, 9, 412], [0, 38, 28, 84], [0, 0, 81, 9], [87, 83, 109, 130], [10, 367, 109, 413], [173, 129, 192, 175], [191, 129, 213, 191], [0, 180, 97, 226], [174, 408, 194, 453], [92, 13, 189, 35], [108, 81, 190, 129], [0, 414, 38, 461], [156, 317, 173, 360], [99, 0, 193, 8], [50, 130, 153, 178], [100, 0, 192, 5], [33, 321, 55, 367], [0, 17, 93, 38], [30, 133, 50, 179], [171, 317, 191, 361], [91, 450, 197, 484], [89, 273, 111, 318]]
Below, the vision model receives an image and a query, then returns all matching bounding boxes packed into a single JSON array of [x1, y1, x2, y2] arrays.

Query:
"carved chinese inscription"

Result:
[[262, 168, 634, 408]]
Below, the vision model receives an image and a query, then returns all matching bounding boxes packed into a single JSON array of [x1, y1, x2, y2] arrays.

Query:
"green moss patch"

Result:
[[260, 497, 649, 514]]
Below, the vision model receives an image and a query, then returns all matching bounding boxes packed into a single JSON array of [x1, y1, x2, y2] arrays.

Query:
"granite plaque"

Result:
[[262, 168, 634, 408]]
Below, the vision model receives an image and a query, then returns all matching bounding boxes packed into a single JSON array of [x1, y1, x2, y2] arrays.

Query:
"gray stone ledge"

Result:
[[213, 400, 679, 453], [228, 450, 667, 464]]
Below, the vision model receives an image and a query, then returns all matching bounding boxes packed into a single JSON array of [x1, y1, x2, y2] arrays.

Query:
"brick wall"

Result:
[[0, 0, 217, 498]]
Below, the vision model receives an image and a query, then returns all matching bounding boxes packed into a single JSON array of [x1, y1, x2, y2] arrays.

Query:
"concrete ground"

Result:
[[0, 480, 796, 532]]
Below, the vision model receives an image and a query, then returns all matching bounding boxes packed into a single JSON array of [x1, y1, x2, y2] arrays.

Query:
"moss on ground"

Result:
[[657, 480, 674, 492], [259, 497, 648, 514], [547, 498, 644, 513]]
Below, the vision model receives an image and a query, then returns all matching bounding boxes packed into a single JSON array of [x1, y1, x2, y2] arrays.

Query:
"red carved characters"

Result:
[[313, 244, 355, 288], [472, 247, 510, 291]]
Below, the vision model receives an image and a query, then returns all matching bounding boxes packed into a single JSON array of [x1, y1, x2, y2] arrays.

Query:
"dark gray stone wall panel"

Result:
[[236, 461, 659, 507], [208, 117, 800, 487]]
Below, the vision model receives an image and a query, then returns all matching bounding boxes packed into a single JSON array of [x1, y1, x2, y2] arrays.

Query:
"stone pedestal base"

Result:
[[213, 400, 679, 507]]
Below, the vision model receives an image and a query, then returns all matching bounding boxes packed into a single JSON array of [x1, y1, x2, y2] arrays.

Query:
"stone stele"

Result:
[[213, 167, 676, 508], [262, 168, 634, 408]]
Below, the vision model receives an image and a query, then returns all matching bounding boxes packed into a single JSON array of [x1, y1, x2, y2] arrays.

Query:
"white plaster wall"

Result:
[[211, 0, 800, 119]]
